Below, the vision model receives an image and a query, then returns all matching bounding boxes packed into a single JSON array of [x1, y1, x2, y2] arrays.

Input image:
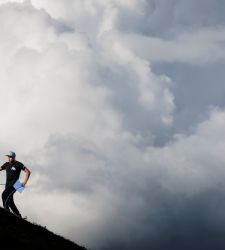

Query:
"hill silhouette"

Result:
[[0, 206, 88, 249]]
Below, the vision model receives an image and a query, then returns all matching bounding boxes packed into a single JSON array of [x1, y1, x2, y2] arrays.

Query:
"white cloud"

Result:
[[0, 1, 225, 250], [0, 1, 174, 248], [118, 27, 225, 64]]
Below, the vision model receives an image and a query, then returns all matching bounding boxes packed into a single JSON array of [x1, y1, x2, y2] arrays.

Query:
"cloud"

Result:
[[0, 1, 225, 250], [118, 28, 225, 64], [20, 107, 225, 250], [118, 27, 225, 64]]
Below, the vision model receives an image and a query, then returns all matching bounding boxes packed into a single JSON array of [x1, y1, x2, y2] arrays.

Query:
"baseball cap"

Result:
[[5, 151, 16, 158]]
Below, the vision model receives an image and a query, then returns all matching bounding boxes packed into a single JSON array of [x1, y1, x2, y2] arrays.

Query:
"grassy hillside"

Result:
[[0, 207, 88, 249]]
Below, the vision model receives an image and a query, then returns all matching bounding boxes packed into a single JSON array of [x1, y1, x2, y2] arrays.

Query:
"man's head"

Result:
[[5, 151, 16, 163]]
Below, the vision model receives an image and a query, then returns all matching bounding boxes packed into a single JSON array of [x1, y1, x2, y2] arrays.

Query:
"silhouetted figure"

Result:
[[0, 151, 31, 217]]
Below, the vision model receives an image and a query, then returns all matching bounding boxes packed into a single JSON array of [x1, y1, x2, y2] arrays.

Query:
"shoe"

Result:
[[14, 213, 22, 218], [13, 213, 27, 220]]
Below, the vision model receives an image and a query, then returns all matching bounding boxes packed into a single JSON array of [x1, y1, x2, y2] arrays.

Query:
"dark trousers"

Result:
[[2, 185, 20, 216]]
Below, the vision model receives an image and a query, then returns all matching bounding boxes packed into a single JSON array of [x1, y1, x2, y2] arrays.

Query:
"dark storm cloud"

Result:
[[101, 187, 225, 250]]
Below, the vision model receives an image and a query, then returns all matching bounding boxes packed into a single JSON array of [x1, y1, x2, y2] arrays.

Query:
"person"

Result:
[[0, 151, 31, 217]]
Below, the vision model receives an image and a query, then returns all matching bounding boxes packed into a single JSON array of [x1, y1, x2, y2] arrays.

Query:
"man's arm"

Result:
[[22, 167, 31, 186], [0, 163, 6, 171]]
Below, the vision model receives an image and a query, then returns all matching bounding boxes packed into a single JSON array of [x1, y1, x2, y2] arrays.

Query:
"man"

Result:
[[0, 151, 31, 218]]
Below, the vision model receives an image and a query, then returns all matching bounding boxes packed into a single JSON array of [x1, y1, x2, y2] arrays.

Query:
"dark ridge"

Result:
[[0, 207, 88, 249]]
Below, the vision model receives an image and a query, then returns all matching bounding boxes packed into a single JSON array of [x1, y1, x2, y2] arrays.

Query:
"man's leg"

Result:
[[9, 193, 21, 216], [2, 186, 21, 216], [2, 186, 12, 211]]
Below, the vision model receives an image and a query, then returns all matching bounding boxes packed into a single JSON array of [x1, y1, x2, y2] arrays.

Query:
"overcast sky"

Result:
[[0, 1, 225, 249]]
